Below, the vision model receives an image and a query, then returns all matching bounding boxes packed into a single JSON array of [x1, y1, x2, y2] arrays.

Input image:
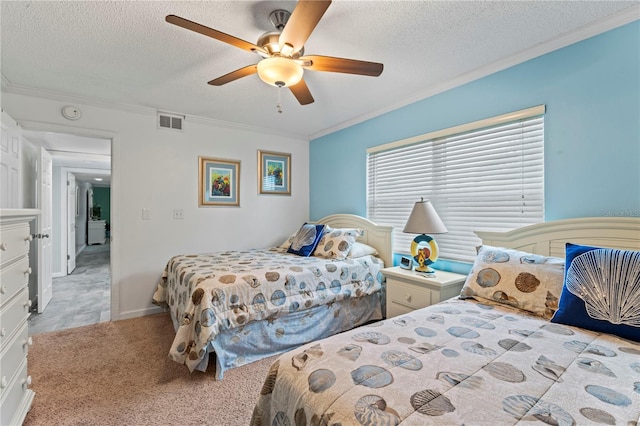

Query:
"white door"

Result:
[[37, 147, 53, 313], [0, 111, 22, 208], [67, 173, 77, 274]]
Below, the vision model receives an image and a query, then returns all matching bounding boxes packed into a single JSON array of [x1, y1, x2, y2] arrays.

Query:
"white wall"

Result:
[[2, 91, 310, 320]]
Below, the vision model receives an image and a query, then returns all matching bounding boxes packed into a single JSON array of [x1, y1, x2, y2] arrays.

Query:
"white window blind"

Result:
[[367, 107, 544, 263]]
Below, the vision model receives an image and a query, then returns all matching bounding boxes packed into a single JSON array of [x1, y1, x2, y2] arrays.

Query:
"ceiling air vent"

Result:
[[157, 112, 184, 131]]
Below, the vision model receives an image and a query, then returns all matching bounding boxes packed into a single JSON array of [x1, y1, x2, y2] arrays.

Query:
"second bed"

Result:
[[152, 214, 393, 379]]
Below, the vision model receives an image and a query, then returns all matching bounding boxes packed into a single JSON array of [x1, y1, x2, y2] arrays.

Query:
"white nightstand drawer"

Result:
[[0, 256, 29, 307], [388, 279, 432, 311], [382, 266, 467, 318]]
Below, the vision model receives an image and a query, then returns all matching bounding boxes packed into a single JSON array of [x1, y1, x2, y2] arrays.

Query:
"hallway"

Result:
[[29, 243, 110, 335]]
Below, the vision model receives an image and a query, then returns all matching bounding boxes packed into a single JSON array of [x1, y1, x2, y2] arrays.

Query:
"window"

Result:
[[367, 106, 545, 263]]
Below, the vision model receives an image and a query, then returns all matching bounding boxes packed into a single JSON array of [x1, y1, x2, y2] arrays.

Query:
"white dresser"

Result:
[[88, 220, 106, 245], [0, 209, 38, 425]]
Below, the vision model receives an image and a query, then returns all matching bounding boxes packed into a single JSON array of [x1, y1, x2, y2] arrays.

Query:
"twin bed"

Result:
[[152, 214, 393, 379], [250, 216, 640, 425]]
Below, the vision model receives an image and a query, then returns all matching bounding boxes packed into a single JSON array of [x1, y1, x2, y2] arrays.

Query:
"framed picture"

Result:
[[198, 156, 240, 206], [258, 150, 291, 195]]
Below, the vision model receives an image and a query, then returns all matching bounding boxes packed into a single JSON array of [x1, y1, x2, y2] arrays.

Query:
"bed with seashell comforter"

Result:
[[251, 217, 640, 425], [152, 214, 393, 379]]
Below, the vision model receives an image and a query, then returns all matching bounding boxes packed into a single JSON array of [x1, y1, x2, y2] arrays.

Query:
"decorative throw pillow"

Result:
[[551, 243, 640, 342], [287, 223, 326, 257], [348, 241, 378, 258], [314, 227, 363, 260], [460, 245, 565, 318]]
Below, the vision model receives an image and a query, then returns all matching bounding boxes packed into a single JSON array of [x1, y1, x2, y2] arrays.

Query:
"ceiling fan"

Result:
[[166, 0, 383, 106]]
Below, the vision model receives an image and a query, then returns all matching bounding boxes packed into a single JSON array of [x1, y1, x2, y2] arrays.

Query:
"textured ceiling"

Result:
[[1, 0, 638, 143]]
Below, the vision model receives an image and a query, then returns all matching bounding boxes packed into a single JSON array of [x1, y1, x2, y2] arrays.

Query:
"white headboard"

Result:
[[475, 217, 640, 258], [315, 214, 394, 267]]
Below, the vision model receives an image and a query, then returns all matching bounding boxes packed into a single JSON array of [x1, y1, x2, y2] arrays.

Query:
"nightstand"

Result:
[[382, 266, 467, 318]]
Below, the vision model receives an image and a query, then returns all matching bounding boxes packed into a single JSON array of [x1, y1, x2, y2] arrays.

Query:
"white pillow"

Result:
[[348, 242, 378, 258]]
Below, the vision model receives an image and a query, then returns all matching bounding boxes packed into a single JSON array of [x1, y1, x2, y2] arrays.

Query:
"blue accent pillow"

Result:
[[287, 223, 326, 257], [551, 243, 640, 342]]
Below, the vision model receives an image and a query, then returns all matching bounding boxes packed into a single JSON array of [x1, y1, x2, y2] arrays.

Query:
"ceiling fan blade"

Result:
[[300, 55, 383, 76], [207, 65, 258, 86], [279, 0, 331, 54], [289, 79, 314, 105], [166, 15, 265, 54]]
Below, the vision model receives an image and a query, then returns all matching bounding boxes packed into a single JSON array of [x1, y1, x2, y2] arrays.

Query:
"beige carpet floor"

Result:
[[23, 313, 276, 426]]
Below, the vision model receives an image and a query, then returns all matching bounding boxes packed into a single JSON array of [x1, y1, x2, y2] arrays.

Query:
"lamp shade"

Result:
[[403, 199, 448, 234], [257, 57, 304, 87]]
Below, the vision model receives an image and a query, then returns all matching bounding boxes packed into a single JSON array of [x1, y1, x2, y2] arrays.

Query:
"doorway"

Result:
[[21, 128, 112, 334]]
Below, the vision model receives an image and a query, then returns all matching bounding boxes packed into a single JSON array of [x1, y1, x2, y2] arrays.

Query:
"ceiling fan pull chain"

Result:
[[276, 83, 283, 113]]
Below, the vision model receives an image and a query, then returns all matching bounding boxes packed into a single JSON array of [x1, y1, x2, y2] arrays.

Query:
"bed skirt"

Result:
[[183, 291, 384, 379]]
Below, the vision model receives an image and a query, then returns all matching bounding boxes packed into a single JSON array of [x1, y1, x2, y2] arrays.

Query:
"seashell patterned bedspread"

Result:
[[152, 247, 385, 373], [251, 298, 640, 425]]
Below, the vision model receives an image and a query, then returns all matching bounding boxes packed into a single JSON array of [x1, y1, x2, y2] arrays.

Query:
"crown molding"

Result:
[[2, 82, 154, 116], [310, 6, 640, 140]]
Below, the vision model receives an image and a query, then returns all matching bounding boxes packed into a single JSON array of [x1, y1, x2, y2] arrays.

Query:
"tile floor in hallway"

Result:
[[28, 242, 110, 335]]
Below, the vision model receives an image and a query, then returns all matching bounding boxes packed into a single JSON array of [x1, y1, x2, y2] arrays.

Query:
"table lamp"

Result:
[[403, 198, 448, 273]]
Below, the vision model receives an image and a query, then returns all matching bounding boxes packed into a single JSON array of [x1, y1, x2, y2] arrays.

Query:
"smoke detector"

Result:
[[61, 105, 82, 120]]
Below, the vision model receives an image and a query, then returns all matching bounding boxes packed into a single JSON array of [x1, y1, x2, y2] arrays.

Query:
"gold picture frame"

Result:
[[258, 150, 291, 195], [198, 156, 240, 206]]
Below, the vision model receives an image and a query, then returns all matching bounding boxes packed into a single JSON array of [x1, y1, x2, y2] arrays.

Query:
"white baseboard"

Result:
[[52, 271, 65, 278], [115, 305, 165, 321]]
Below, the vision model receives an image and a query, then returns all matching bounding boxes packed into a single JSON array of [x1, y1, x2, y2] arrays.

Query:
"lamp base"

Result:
[[410, 234, 440, 273], [414, 264, 435, 274]]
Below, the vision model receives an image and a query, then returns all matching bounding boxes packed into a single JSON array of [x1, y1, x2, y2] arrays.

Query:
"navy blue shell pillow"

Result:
[[551, 243, 640, 342], [287, 223, 326, 257]]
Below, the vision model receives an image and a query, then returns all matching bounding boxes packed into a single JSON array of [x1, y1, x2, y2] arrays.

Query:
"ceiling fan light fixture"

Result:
[[257, 57, 303, 87]]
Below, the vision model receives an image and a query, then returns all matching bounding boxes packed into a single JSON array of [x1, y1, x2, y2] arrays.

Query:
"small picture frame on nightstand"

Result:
[[400, 255, 413, 270]]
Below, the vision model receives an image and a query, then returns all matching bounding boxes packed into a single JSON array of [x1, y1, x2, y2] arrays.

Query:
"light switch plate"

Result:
[[142, 208, 151, 220]]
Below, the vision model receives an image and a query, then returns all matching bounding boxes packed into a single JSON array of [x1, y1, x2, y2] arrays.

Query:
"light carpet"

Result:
[[23, 313, 275, 426]]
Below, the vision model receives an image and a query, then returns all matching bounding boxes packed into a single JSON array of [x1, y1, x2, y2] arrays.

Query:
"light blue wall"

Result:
[[310, 21, 640, 263]]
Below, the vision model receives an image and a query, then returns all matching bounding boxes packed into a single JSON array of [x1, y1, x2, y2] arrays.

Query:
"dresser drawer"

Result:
[[0, 358, 33, 426], [0, 256, 29, 307], [0, 288, 30, 351], [0, 223, 31, 267], [387, 278, 433, 312], [0, 321, 29, 399]]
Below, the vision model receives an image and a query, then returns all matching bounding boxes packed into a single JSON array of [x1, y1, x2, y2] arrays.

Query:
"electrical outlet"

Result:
[[173, 209, 184, 220]]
